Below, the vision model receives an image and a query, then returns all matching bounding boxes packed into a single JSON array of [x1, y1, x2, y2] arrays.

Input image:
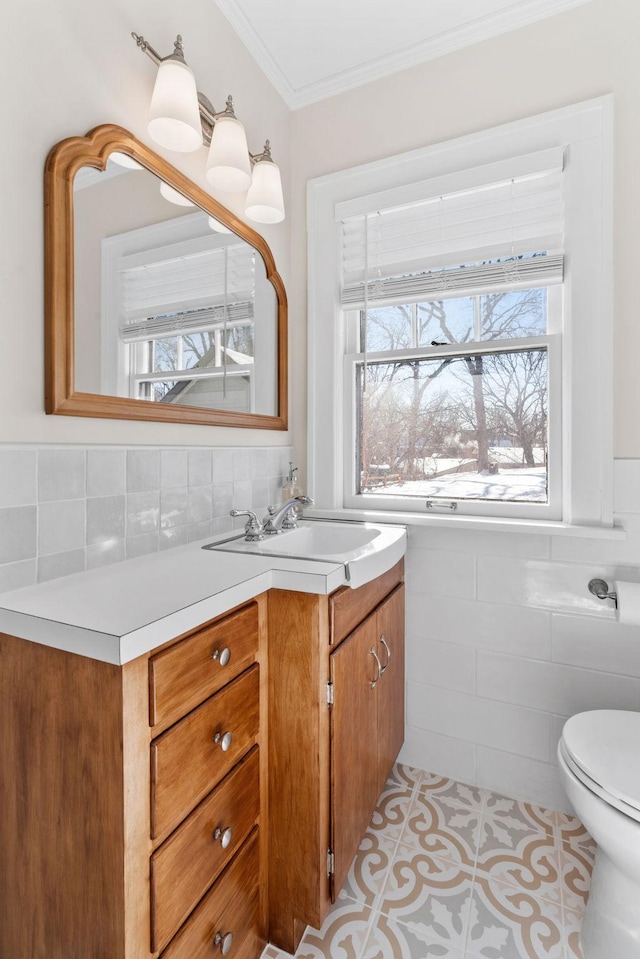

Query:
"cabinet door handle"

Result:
[[379, 634, 391, 674], [211, 646, 231, 667], [213, 826, 233, 849], [213, 931, 234, 955], [370, 645, 382, 689], [213, 730, 233, 751]]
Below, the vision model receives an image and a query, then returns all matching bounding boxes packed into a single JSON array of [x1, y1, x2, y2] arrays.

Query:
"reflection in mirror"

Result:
[[73, 156, 277, 416]]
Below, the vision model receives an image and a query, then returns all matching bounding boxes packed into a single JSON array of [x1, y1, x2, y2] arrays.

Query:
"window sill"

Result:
[[306, 507, 626, 539]]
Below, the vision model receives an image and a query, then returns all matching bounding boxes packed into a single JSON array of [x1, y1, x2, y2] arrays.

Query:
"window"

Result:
[[354, 292, 554, 505], [118, 236, 256, 412], [101, 213, 266, 413], [308, 98, 613, 526]]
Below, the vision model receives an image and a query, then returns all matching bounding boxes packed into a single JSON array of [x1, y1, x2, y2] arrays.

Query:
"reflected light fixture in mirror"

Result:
[[110, 152, 144, 171], [132, 32, 285, 224], [208, 215, 233, 234], [159, 181, 195, 206]]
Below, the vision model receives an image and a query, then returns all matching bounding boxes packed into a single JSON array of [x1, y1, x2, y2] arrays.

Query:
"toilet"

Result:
[[557, 710, 640, 959]]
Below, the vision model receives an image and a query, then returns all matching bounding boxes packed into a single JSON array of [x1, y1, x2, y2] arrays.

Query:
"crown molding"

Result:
[[215, 0, 299, 105], [215, 0, 594, 110]]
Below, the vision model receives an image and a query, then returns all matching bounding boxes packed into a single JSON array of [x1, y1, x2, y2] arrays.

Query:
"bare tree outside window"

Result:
[[357, 285, 549, 502]]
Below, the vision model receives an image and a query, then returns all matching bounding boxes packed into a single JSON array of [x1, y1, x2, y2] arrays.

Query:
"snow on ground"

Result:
[[365, 467, 547, 502]]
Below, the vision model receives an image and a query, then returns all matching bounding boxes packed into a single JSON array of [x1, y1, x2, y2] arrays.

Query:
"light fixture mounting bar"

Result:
[[249, 140, 273, 166], [131, 33, 162, 67], [132, 32, 218, 145]]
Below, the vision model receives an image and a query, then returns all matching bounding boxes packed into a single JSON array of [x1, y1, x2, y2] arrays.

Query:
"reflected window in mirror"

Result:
[[73, 157, 277, 416]]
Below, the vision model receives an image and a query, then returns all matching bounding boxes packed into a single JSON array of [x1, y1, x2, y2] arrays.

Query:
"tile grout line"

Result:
[[353, 766, 428, 958]]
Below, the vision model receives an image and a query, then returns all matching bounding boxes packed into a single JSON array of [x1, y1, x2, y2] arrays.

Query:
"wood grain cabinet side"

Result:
[[267, 561, 405, 954]]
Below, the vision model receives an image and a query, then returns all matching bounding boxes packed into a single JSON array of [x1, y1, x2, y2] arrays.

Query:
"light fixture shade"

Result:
[[159, 182, 195, 206], [245, 159, 285, 224], [206, 116, 252, 192], [208, 216, 233, 234], [148, 58, 203, 153], [109, 151, 143, 170]]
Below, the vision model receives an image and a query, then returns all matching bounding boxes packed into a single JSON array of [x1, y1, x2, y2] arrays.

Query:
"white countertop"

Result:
[[0, 534, 350, 666]]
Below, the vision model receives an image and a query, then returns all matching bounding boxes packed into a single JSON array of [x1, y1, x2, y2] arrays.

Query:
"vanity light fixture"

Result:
[[208, 216, 233, 234], [109, 152, 144, 171], [159, 182, 195, 207], [132, 32, 285, 224]]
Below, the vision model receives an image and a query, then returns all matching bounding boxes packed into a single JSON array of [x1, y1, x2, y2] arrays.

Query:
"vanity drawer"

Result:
[[161, 828, 262, 959], [151, 665, 260, 840], [330, 558, 404, 647], [151, 747, 260, 953], [150, 601, 260, 729]]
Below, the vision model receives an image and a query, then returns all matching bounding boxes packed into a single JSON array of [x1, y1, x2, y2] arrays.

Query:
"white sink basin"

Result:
[[247, 523, 380, 557], [207, 520, 406, 588]]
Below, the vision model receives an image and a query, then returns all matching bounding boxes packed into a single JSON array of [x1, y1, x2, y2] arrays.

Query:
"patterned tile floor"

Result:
[[262, 763, 595, 959]]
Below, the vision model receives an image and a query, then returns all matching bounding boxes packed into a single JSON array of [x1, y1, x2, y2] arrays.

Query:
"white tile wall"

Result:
[[0, 451, 37, 506], [0, 445, 293, 589], [3, 446, 639, 815], [405, 635, 476, 693], [405, 547, 476, 599], [401, 726, 477, 784], [398, 459, 640, 812], [407, 682, 553, 761], [476, 651, 640, 714]]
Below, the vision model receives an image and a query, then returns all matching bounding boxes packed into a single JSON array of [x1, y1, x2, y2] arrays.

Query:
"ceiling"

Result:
[[214, 0, 592, 109]]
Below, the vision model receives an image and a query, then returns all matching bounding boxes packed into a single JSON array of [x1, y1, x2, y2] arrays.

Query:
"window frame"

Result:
[[342, 333, 562, 519], [129, 329, 255, 410], [307, 97, 613, 528]]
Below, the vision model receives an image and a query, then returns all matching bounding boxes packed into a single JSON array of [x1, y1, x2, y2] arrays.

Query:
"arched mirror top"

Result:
[[45, 123, 287, 430]]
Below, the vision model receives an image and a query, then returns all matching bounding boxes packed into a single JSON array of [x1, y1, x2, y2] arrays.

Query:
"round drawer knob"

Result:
[[212, 647, 231, 667], [213, 826, 233, 848], [213, 730, 233, 751], [214, 931, 233, 955]]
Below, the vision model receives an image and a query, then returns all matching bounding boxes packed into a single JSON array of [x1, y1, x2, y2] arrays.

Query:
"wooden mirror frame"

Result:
[[44, 124, 288, 430]]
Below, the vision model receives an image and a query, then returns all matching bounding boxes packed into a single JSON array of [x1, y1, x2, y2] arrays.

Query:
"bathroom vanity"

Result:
[[268, 559, 405, 952], [0, 525, 406, 959], [12, 124, 412, 957], [0, 594, 269, 959]]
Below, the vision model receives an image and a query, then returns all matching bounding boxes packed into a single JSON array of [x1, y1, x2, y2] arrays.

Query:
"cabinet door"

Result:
[[375, 585, 406, 795], [330, 614, 379, 899]]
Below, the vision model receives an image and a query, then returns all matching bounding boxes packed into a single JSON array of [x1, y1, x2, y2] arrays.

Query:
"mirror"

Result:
[[45, 124, 287, 429]]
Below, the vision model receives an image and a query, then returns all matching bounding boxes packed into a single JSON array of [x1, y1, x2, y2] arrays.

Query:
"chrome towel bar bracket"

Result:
[[588, 578, 618, 607]]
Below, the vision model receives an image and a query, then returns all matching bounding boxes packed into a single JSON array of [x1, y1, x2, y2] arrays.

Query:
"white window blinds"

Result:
[[118, 241, 255, 342], [339, 150, 565, 308]]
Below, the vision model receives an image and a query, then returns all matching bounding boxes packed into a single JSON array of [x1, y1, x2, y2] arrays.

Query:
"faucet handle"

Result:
[[281, 506, 299, 529], [230, 509, 264, 541]]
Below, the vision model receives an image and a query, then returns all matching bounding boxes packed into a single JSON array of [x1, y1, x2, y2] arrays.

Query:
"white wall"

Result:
[[1, 0, 291, 447], [289, 0, 640, 464], [289, 0, 640, 807]]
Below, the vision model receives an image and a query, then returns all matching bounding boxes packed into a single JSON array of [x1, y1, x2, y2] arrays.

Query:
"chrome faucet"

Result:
[[262, 495, 314, 534], [230, 509, 264, 541]]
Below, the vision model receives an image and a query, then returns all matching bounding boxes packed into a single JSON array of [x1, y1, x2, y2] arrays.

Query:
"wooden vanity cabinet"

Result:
[[267, 560, 405, 954], [0, 595, 268, 959], [330, 581, 405, 896]]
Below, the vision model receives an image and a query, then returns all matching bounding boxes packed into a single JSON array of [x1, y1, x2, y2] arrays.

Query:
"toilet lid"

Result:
[[562, 710, 640, 814]]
